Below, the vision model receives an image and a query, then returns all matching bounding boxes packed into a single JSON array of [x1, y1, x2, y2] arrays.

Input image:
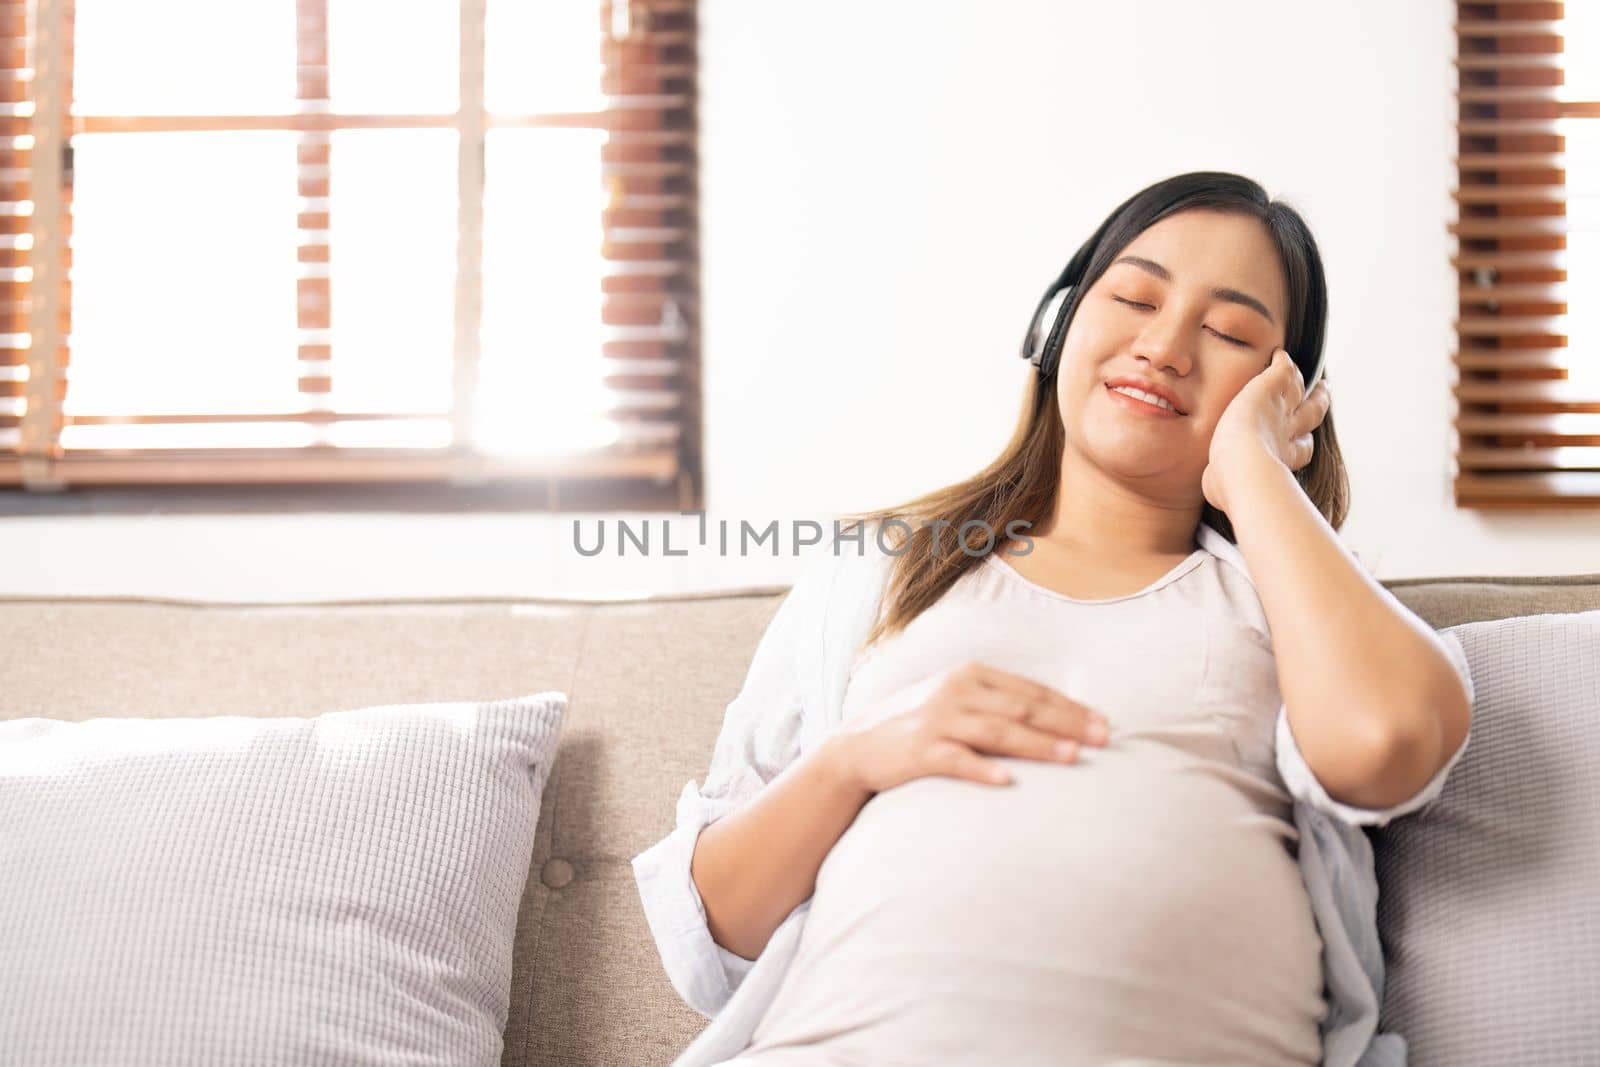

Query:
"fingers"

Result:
[[928, 740, 1014, 786], [1292, 432, 1315, 471], [1274, 348, 1305, 405], [961, 662, 1108, 744], [1272, 343, 1328, 425], [941, 702, 1083, 765], [1270, 349, 1326, 472], [1294, 380, 1331, 433], [941, 664, 1110, 772]]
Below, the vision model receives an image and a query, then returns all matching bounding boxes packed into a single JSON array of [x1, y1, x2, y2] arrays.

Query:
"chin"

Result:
[[1084, 443, 1174, 477]]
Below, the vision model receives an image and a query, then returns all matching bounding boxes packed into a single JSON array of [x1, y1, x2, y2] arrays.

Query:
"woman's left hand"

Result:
[[1201, 347, 1331, 515]]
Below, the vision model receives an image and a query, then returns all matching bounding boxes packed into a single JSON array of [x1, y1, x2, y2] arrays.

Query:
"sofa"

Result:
[[4, 566, 1599, 1065]]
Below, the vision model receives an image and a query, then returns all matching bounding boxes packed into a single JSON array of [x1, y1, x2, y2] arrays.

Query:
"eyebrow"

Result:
[[1111, 255, 1276, 326]]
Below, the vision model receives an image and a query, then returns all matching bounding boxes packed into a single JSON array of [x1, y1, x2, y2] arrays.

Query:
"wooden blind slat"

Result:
[[1456, 86, 1574, 104], [1454, 473, 1600, 507], [1451, 248, 1568, 270], [0, 447, 680, 487], [1455, 53, 1563, 70], [62, 412, 452, 427], [1455, 412, 1600, 438], [1456, 151, 1566, 168], [1453, 185, 1563, 205], [1453, 20, 1564, 36], [601, 356, 681, 377], [1459, 446, 1600, 470], [48, 398, 688, 427], [1455, 314, 1566, 337], [1449, 217, 1572, 238], [1457, 282, 1567, 301], [1455, 379, 1600, 409], [1453, 348, 1572, 370], [1457, 117, 1566, 135]]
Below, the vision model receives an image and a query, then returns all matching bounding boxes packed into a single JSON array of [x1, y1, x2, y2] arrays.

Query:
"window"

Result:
[[1, 0, 702, 510], [1454, 1, 1599, 508]]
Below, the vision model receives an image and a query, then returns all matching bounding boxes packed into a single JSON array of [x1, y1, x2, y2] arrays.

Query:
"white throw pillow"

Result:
[[0, 692, 567, 1066], [1373, 610, 1600, 1064]]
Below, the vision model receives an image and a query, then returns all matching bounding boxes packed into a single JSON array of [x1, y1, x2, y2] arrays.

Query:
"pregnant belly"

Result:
[[747, 738, 1327, 1065]]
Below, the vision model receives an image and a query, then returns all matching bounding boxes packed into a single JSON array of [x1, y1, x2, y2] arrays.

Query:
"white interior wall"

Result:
[[6, 0, 1597, 600]]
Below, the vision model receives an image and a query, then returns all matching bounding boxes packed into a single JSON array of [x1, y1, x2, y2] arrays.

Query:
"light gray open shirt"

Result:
[[633, 521, 1474, 1066]]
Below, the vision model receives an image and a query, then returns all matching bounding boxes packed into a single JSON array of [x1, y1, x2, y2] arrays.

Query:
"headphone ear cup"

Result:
[[1024, 285, 1071, 373], [1037, 286, 1076, 380], [1023, 284, 1066, 371], [1022, 230, 1099, 377]]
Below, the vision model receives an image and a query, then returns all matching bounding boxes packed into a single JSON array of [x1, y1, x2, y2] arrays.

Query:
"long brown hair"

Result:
[[837, 171, 1350, 658]]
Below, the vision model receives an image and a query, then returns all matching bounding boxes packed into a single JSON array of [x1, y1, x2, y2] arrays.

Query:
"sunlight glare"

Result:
[[73, 0, 294, 115], [476, 129, 616, 457], [63, 133, 301, 430]]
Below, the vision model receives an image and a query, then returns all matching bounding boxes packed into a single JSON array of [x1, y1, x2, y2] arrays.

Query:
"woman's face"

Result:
[[1054, 208, 1290, 494]]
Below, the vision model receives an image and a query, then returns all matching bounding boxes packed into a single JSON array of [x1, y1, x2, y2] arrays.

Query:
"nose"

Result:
[[1130, 310, 1195, 378]]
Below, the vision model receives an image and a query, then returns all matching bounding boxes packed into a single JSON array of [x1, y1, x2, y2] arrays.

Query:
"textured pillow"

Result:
[[1373, 611, 1600, 1065], [0, 692, 566, 1066]]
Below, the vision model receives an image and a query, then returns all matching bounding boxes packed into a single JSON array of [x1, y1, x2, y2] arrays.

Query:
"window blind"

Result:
[[1454, 1, 1600, 507], [0, 0, 702, 509]]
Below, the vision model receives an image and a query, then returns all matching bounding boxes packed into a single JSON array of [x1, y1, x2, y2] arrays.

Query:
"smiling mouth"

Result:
[[1104, 383, 1186, 417]]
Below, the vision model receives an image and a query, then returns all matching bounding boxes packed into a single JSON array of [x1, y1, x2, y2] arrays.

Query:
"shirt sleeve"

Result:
[[1275, 628, 1475, 829], [629, 544, 843, 1019]]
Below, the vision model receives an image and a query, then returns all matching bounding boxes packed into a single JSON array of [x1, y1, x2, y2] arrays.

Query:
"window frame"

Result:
[[3, 0, 703, 514]]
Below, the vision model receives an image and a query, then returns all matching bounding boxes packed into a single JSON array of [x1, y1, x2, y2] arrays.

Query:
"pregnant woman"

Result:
[[634, 171, 1474, 1066]]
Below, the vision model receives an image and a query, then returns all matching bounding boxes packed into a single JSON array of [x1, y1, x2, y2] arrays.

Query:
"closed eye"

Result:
[[1112, 295, 1252, 348]]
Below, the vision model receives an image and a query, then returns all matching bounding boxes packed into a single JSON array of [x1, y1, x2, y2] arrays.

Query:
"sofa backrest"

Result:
[[3, 568, 1598, 1065]]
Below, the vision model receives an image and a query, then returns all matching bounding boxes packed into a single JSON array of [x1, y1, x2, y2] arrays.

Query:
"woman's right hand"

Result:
[[832, 661, 1111, 793]]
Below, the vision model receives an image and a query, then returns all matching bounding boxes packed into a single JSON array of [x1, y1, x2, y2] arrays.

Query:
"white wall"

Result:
[[6, 0, 1597, 600]]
